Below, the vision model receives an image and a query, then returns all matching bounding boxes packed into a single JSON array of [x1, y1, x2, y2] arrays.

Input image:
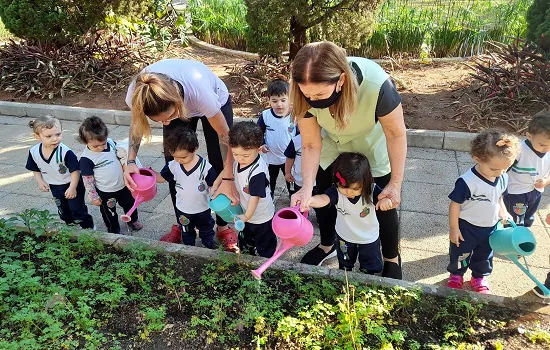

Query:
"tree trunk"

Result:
[[289, 16, 307, 60]]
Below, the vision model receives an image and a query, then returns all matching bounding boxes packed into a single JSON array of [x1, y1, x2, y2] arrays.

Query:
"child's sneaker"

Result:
[[216, 228, 240, 253], [470, 277, 490, 294], [532, 284, 550, 299], [447, 274, 464, 289], [128, 221, 143, 231], [160, 224, 182, 243]]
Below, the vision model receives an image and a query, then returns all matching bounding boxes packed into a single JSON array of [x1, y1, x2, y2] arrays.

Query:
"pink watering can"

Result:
[[121, 168, 157, 223], [251, 205, 314, 279]]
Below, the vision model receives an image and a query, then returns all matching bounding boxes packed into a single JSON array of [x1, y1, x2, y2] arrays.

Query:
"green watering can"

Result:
[[490, 220, 550, 297]]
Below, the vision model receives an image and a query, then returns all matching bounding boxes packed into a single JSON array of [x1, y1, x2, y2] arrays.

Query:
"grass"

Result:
[[0, 17, 15, 42]]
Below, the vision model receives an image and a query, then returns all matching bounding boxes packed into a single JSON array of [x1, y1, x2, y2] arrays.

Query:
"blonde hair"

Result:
[[290, 41, 358, 129], [130, 72, 187, 140], [470, 130, 521, 162], [28, 115, 62, 134]]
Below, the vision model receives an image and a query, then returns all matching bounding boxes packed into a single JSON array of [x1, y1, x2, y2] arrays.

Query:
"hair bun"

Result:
[[28, 120, 35, 129], [496, 138, 512, 147]]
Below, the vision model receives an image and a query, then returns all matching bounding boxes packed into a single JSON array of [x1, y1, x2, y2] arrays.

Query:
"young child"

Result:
[[224, 121, 277, 258], [154, 128, 219, 249], [25, 115, 94, 229], [78, 116, 143, 234], [504, 111, 550, 227], [447, 130, 520, 294], [258, 79, 297, 198], [284, 133, 307, 196], [305, 152, 392, 274]]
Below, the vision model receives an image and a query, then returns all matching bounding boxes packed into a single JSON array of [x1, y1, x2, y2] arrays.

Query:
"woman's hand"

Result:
[[212, 176, 240, 205], [378, 181, 402, 209], [291, 186, 313, 212], [123, 163, 139, 191]]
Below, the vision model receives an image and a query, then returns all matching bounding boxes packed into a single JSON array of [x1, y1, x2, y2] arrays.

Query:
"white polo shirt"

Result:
[[508, 140, 550, 194], [80, 139, 126, 193], [258, 108, 296, 165], [234, 155, 274, 224], [26, 143, 78, 185]]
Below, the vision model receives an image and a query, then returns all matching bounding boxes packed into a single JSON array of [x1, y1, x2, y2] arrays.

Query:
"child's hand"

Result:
[[449, 228, 464, 247], [236, 214, 248, 223], [498, 209, 513, 223], [91, 198, 102, 206], [38, 181, 50, 192], [65, 187, 77, 199], [535, 178, 548, 189], [376, 197, 393, 211], [285, 173, 295, 183], [260, 145, 269, 153]]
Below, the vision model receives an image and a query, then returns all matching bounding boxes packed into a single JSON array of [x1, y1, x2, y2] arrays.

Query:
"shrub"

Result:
[[526, 0, 550, 52], [0, 0, 150, 44]]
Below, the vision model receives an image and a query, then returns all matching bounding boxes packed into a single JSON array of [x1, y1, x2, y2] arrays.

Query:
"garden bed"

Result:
[[1, 209, 550, 349]]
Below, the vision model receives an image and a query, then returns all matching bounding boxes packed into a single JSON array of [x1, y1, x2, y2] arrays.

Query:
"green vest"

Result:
[[309, 57, 391, 177]]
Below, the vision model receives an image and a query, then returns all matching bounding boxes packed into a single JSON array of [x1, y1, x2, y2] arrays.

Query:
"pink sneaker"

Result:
[[447, 274, 464, 289], [470, 277, 490, 294]]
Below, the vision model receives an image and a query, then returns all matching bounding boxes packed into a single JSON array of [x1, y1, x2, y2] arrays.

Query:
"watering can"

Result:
[[489, 220, 550, 297], [209, 194, 245, 231], [121, 168, 157, 223], [251, 205, 314, 279]]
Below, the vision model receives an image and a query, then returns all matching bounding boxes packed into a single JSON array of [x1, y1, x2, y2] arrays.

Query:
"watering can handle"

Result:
[[294, 204, 309, 218], [497, 219, 516, 229]]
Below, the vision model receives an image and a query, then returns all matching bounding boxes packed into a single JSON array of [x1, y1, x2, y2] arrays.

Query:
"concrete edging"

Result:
[[0, 101, 477, 151]]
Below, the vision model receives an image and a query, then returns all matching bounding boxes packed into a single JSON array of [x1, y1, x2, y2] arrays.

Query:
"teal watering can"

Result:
[[490, 220, 550, 297], [209, 194, 245, 231]]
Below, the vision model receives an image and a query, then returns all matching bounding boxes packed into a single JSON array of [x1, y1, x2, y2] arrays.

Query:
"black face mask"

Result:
[[305, 85, 342, 109]]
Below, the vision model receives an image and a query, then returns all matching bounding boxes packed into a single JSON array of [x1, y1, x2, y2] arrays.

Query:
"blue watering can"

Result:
[[209, 194, 245, 231], [490, 220, 550, 297]]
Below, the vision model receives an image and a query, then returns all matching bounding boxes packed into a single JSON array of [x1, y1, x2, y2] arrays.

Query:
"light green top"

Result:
[[309, 57, 391, 177]]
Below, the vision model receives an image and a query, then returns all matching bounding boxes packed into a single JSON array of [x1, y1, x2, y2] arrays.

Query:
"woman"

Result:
[[123, 59, 239, 252], [290, 42, 406, 279]]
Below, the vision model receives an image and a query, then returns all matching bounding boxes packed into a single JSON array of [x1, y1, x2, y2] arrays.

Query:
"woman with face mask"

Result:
[[290, 41, 407, 279]]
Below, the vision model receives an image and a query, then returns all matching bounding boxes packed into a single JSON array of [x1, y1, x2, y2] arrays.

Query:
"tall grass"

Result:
[[188, 0, 248, 51]]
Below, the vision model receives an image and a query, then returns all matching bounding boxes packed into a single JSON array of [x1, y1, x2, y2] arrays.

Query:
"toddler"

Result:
[[223, 121, 277, 257], [306, 152, 391, 274], [154, 128, 218, 249], [447, 130, 520, 294], [258, 79, 297, 198], [78, 116, 143, 233], [25, 116, 94, 229]]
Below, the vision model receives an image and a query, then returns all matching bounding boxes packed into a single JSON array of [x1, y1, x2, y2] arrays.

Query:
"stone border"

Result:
[[18, 224, 548, 313], [0, 101, 477, 151]]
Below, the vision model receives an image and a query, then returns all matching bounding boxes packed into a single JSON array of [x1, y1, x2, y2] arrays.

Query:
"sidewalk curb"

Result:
[[0, 101, 477, 151], [19, 224, 549, 313]]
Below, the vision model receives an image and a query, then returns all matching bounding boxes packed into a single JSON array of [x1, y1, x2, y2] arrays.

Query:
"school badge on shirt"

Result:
[[58, 163, 67, 174], [288, 123, 295, 134], [243, 185, 249, 194], [198, 182, 206, 192], [360, 207, 370, 218]]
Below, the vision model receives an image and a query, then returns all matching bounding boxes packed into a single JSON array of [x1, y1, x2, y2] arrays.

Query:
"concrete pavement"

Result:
[[0, 114, 548, 305]]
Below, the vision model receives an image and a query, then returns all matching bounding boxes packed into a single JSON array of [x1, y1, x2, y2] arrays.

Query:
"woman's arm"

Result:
[[378, 103, 407, 206]]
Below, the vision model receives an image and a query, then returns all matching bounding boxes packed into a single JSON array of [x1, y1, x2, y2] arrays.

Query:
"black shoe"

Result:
[[202, 239, 219, 250], [382, 255, 402, 280], [300, 244, 337, 266], [532, 285, 550, 299]]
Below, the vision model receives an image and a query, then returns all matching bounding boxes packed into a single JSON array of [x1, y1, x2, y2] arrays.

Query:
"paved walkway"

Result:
[[1, 115, 549, 305]]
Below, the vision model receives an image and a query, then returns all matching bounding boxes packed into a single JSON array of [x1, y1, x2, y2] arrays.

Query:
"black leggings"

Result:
[[315, 165, 400, 260], [163, 95, 234, 227], [268, 163, 291, 198]]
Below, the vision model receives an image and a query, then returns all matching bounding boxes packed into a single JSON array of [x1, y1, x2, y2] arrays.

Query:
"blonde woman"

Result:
[[290, 42, 407, 279], [124, 59, 239, 252]]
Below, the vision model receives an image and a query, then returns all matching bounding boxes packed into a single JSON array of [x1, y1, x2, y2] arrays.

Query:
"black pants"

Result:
[[239, 219, 277, 258], [503, 189, 542, 227], [50, 181, 94, 229], [176, 208, 215, 246], [447, 219, 494, 278], [163, 95, 233, 227], [337, 235, 383, 274], [97, 187, 137, 234], [268, 163, 291, 198], [315, 166, 400, 259]]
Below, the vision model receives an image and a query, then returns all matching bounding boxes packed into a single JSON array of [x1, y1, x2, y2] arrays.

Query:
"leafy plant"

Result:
[[526, 0, 550, 53]]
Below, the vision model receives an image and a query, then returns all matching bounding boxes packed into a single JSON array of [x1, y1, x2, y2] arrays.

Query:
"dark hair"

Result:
[[470, 130, 521, 162], [164, 127, 199, 154], [528, 110, 550, 138], [229, 121, 264, 149], [267, 79, 289, 97], [331, 152, 374, 203], [78, 116, 109, 144]]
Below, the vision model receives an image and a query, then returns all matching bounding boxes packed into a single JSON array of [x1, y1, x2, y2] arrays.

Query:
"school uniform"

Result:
[[448, 167, 508, 278], [504, 140, 550, 227], [234, 155, 277, 258], [325, 184, 383, 273], [26, 143, 94, 229], [258, 108, 297, 197], [80, 139, 136, 234], [160, 156, 217, 247]]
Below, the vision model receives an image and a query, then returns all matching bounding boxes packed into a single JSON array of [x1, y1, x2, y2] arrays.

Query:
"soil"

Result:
[[0, 45, 487, 132]]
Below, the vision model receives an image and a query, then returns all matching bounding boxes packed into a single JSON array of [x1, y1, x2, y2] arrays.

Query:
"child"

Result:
[[305, 152, 392, 274], [154, 128, 219, 249], [447, 130, 521, 294], [258, 79, 297, 198], [223, 121, 277, 257], [78, 116, 143, 234], [284, 133, 307, 196], [25, 116, 94, 229], [504, 111, 550, 227]]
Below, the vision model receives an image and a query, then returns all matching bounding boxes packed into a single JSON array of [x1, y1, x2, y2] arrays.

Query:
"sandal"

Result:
[[216, 227, 240, 253], [470, 277, 490, 294], [447, 274, 464, 289]]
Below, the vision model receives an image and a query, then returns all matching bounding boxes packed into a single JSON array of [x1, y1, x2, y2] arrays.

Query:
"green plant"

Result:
[[524, 324, 550, 344], [526, 0, 550, 52], [139, 306, 167, 340]]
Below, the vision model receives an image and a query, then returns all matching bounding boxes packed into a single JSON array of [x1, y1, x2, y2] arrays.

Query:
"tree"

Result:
[[526, 0, 550, 52], [245, 0, 382, 59]]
